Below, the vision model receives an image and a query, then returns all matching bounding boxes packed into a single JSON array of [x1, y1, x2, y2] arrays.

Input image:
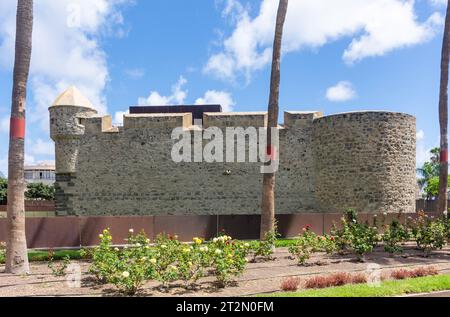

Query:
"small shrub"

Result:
[[87, 229, 119, 283], [177, 237, 211, 288], [411, 266, 438, 278], [351, 273, 368, 284], [391, 266, 438, 280], [409, 211, 447, 256], [332, 209, 379, 261], [288, 226, 319, 265], [280, 277, 300, 292], [252, 223, 280, 261], [209, 235, 251, 287], [48, 253, 71, 277], [382, 220, 410, 254], [304, 272, 367, 289], [108, 230, 156, 295], [152, 234, 181, 288], [318, 235, 338, 255], [0, 242, 5, 264]]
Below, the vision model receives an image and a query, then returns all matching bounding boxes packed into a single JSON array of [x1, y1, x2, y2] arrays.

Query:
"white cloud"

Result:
[[124, 68, 145, 79], [114, 110, 129, 125], [0, 156, 7, 176], [138, 76, 188, 106], [133, 76, 235, 116], [206, 0, 443, 81], [417, 144, 432, 167], [415, 130, 435, 167], [195, 90, 235, 112], [24, 154, 35, 165], [28, 139, 54, 156], [0, 0, 132, 132], [416, 129, 425, 141], [0, 115, 9, 134], [326, 81, 357, 102]]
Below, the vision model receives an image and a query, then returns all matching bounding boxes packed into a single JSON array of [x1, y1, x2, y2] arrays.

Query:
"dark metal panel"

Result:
[[153, 215, 217, 241]]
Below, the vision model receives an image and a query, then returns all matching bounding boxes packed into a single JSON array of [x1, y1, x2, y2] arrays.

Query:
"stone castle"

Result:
[[49, 86, 417, 217]]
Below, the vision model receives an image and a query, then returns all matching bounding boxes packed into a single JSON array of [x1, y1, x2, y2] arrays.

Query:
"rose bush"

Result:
[[331, 209, 379, 261], [288, 226, 319, 265], [409, 212, 447, 256], [382, 219, 410, 254], [85, 230, 251, 294], [251, 223, 280, 261], [209, 235, 251, 287], [288, 226, 337, 265], [84, 229, 119, 283]]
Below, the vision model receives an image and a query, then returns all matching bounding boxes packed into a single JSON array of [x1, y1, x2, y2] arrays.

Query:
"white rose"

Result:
[[122, 271, 130, 278]]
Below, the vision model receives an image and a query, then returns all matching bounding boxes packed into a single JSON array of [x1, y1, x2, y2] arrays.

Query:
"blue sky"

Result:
[[0, 0, 448, 175]]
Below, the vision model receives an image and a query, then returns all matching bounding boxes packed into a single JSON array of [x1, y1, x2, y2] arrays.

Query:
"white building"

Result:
[[24, 164, 55, 185]]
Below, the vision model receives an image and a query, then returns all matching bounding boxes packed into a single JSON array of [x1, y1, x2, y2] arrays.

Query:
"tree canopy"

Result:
[[417, 147, 449, 199], [0, 178, 54, 202]]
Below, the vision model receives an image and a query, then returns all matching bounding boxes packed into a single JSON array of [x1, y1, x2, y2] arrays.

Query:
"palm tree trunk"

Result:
[[260, 0, 288, 240], [438, 1, 450, 216], [5, 0, 33, 274]]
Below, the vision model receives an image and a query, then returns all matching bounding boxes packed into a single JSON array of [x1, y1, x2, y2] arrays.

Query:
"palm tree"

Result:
[[260, 0, 289, 240], [5, 0, 33, 274], [437, 1, 450, 215]]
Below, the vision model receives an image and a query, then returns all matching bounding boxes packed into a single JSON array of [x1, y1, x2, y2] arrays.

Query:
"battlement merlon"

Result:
[[124, 113, 193, 130]]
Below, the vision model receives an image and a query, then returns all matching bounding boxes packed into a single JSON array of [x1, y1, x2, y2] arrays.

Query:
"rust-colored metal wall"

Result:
[[0, 212, 437, 249]]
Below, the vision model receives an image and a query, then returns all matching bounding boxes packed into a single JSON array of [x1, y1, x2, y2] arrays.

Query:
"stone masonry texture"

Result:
[[49, 107, 417, 216]]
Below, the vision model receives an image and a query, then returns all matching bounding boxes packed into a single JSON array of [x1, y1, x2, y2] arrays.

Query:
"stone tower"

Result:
[[49, 86, 97, 215]]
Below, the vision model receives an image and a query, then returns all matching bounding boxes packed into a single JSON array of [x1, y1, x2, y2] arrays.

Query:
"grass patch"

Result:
[[1, 249, 84, 264], [261, 275, 450, 297], [28, 249, 83, 262], [246, 239, 297, 249]]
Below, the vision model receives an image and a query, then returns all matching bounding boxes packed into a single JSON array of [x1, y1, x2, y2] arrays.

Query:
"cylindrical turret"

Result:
[[313, 111, 416, 214], [49, 86, 97, 174]]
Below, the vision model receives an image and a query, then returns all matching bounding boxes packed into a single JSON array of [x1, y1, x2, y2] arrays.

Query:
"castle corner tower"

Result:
[[49, 86, 97, 215]]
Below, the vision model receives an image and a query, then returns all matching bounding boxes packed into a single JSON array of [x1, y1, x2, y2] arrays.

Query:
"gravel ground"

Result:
[[1, 245, 449, 297]]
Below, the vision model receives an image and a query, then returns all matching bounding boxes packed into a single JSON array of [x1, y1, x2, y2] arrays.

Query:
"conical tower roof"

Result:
[[50, 86, 95, 110]]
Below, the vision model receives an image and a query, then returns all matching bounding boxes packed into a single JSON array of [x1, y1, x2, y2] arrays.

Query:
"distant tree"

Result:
[[437, 0, 450, 214], [0, 179, 54, 201], [417, 147, 440, 190], [25, 183, 55, 201], [418, 147, 450, 200], [424, 175, 450, 199], [0, 178, 7, 202]]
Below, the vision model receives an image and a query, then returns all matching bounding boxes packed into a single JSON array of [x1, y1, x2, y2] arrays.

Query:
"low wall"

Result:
[[0, 201, 55, 212], [0, 212, 438, 249], [416, 199, 450, 213]]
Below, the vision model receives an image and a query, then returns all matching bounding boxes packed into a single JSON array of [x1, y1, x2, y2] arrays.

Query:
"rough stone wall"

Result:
[[312, 112, 416, 214], [50, 108, 417, 216]]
